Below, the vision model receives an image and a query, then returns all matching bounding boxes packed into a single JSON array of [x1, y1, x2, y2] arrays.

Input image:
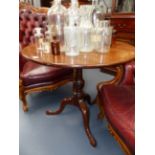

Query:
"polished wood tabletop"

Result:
[[21, 41, 135, 68]]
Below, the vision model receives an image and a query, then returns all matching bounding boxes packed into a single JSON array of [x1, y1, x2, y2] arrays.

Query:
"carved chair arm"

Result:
[[97, 60, 135, 92], [120, 60, 135, 85], [97, 65, 124, 91]]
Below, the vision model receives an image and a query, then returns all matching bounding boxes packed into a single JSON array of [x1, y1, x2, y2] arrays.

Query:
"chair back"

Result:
[[19, 9, 47, 48], [19, 3, 48, 72]]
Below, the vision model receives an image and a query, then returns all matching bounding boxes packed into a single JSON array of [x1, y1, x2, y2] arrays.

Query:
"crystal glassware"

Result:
[[64, 26, 81, 56], [79, 5, 94, 52], [67, 0, 80, 26], [97, 26, 113, 53], [64, 0, 81, 56], [91, 0, 107, 27], [47, 0, 67, 52], [91, 26, 103, 51]]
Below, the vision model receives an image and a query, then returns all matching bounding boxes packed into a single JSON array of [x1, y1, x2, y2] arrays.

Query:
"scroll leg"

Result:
[[22, 96, 28, 112], [79, 101, 96, 147], [46, 97, 73, 115], [96, 96, 105, 120]]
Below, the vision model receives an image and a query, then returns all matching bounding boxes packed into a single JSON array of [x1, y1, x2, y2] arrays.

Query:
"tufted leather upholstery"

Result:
[[19, 9, 47, 48], [19, 9, 48, 72], [98, 61, 135, 154]]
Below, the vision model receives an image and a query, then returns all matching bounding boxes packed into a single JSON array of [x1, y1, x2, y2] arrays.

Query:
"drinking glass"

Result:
[[91, 27, 102, 51], [80, 28, 93, 52], [64, 26, 81, 56], [98, 26, 113, 53]]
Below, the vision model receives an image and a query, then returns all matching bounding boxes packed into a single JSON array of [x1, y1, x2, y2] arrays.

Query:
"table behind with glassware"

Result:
[[21, 0, 135, 147]]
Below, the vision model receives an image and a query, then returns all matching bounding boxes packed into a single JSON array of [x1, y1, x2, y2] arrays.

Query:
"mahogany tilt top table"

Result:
[[21, 41, 135, 147]]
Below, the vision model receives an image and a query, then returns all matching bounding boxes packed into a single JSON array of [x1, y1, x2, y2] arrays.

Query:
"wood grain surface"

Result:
[[21, 41, 135, 68]]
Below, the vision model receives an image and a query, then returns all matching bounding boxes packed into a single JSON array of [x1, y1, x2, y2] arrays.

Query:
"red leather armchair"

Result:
[[19, 5, 73, 112], [97, 61, 135, 155]]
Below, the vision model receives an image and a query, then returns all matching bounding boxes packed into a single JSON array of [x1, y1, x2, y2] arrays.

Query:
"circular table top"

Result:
[[21, 41, 135, 69]]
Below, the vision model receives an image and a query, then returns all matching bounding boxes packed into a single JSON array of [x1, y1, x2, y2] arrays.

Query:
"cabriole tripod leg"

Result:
[[79, 101, 96, 147], [46, 97, 73, 115]]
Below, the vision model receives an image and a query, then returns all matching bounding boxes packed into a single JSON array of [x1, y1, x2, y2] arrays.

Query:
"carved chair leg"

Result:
[[19, 84, 28, 112], [19, 85, 22, 101], [96, 95, 104, 120], [108, 124, 132, 155]]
